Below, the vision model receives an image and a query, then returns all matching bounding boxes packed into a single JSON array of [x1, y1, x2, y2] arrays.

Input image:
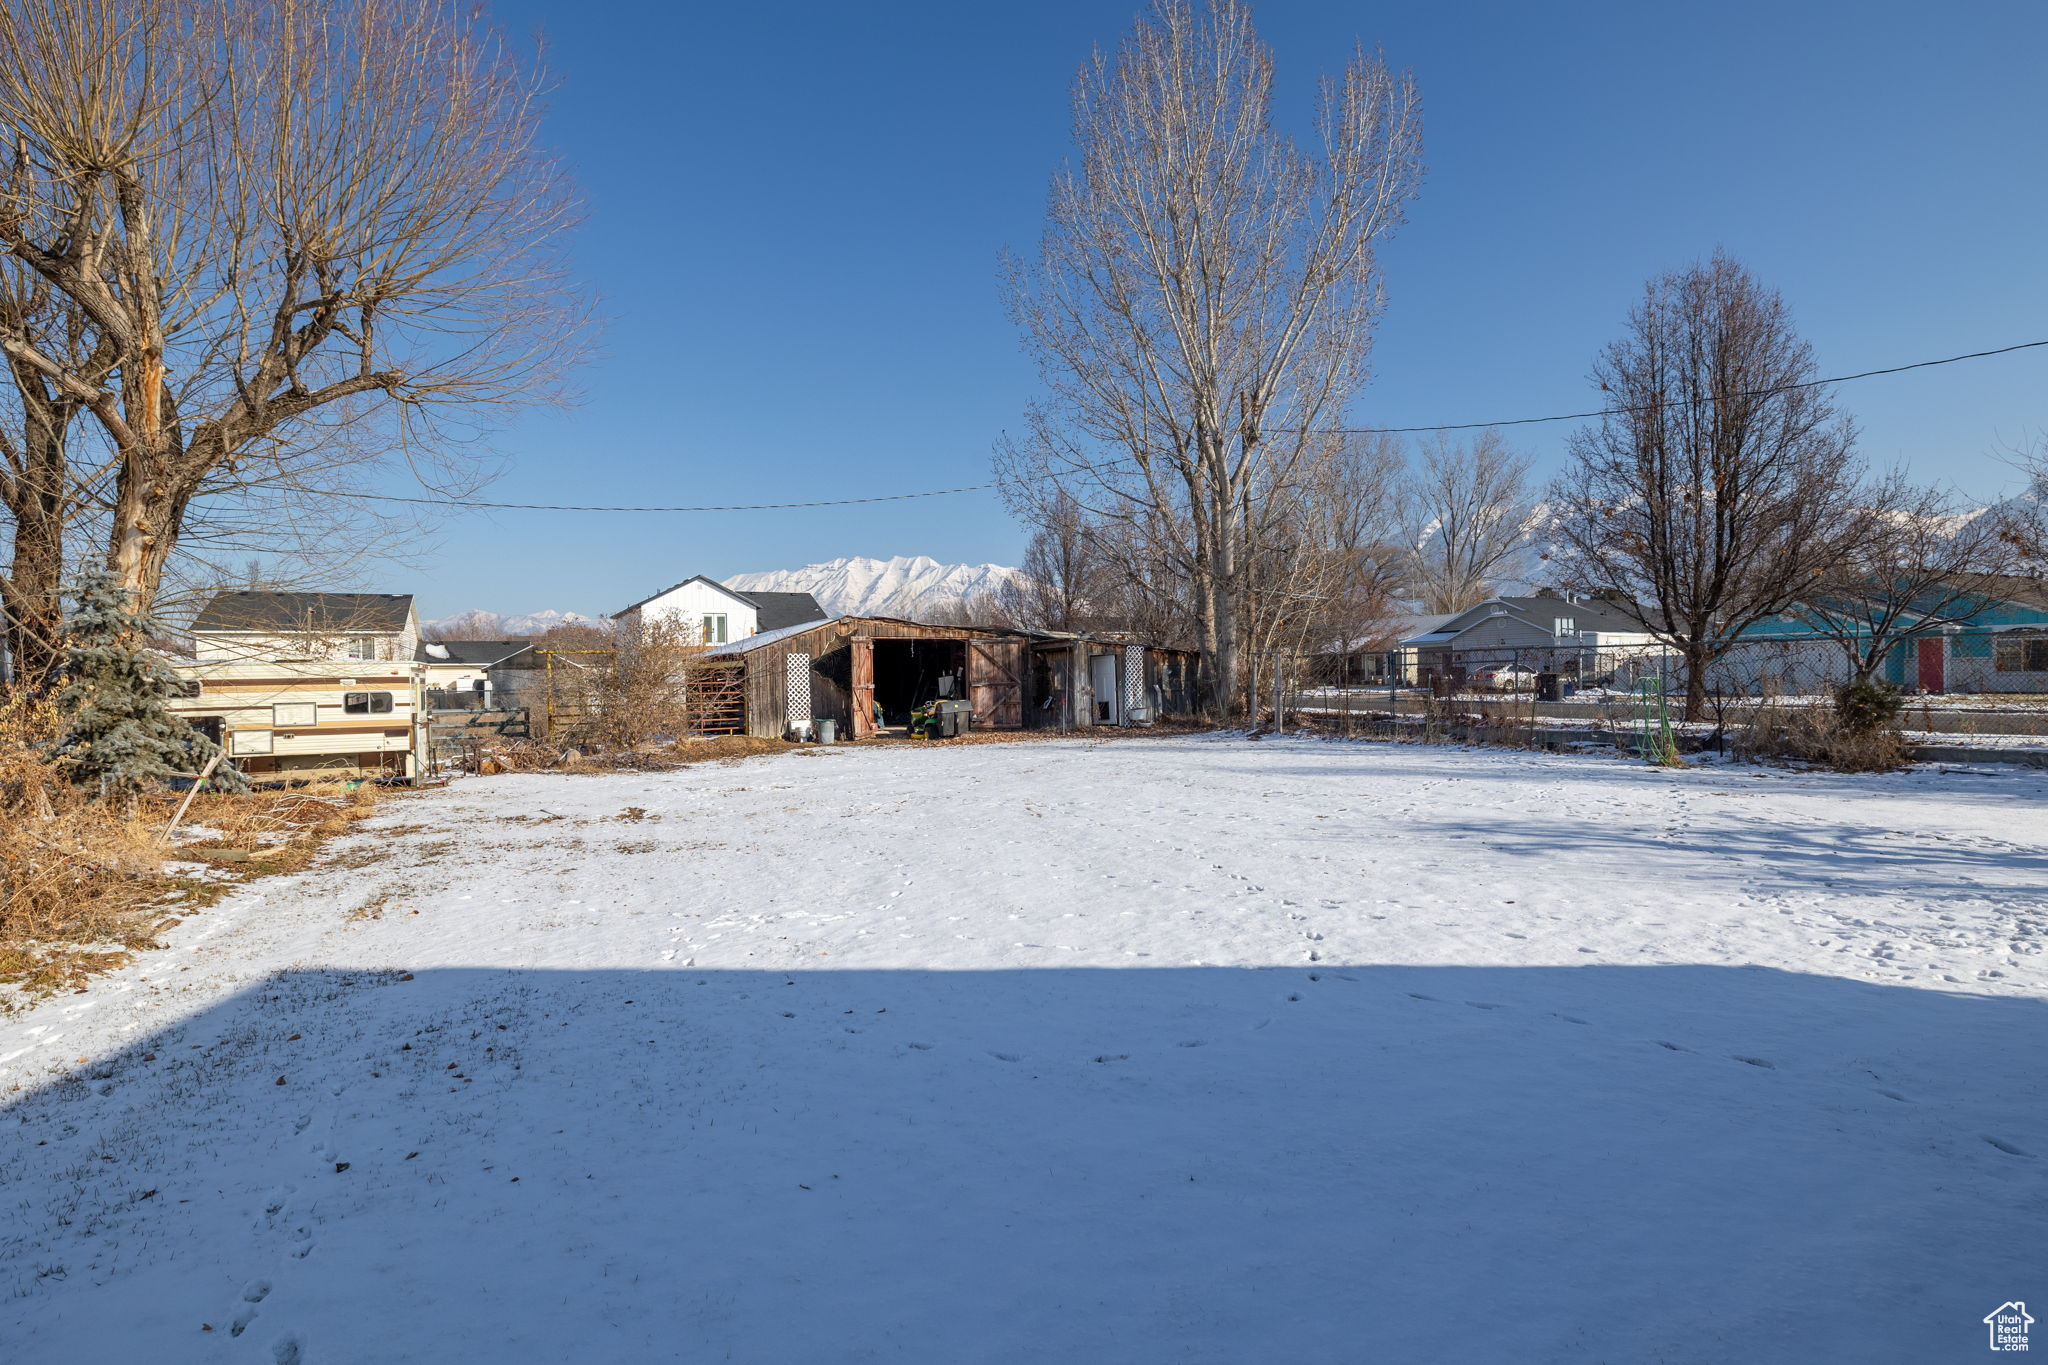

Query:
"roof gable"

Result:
[[612, 575, 758, 619], [192, 591, 414, 634]]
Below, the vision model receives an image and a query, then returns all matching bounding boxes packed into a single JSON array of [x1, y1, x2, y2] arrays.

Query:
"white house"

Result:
[[611, 575, 825, 646], [190, 591, 422, 663]]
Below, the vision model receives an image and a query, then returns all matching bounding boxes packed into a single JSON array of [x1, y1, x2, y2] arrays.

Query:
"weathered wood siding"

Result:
[[718, 618, 1036, 739]]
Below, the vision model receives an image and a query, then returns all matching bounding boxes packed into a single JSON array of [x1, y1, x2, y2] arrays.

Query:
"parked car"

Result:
[[1471, 664, 1538, 691]]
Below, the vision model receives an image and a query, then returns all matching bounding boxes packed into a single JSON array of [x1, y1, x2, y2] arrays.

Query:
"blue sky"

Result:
[[396, 0, 2048, 619]]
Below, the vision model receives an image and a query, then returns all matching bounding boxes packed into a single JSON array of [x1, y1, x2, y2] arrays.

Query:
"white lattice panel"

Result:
[[786, 653, 812, 725]]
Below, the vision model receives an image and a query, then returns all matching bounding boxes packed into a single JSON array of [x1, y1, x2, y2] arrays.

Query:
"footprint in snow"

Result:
[[1733, 1056, 1776, 1069]]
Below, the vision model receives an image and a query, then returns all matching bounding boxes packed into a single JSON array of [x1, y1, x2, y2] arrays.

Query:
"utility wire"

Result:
[[1317, 337, 2048, 434], [314, 337, 2048, 514]]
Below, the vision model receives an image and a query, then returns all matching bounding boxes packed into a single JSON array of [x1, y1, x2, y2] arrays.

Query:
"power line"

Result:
[[317, 337, 2048, 514], [1319, 337, 2048, 434], [335, 482, 1000, 514]]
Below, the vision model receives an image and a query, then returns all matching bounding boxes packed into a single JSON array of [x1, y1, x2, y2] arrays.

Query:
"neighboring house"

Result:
[[1729, 578, 2048, 694], [190, 591, 421, 663], [611, 575, 826, 646], [170, 590, 454, 780], [1393, 591, 1663, 684], [418, 639, 534, 708]]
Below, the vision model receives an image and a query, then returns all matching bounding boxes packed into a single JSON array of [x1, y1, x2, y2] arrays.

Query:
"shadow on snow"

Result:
[[5, 963, 2044, 1363]]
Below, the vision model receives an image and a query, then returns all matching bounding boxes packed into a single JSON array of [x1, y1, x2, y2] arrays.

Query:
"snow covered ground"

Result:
[[4, 735, 2045, 1362]]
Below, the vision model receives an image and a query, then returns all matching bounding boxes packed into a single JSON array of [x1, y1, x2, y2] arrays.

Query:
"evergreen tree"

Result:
[[54, 569, 242, 793]]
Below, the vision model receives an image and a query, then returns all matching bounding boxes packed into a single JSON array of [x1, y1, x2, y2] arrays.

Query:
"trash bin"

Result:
[[815, 718, 837, 744], [1536, 672, 1563, 702]]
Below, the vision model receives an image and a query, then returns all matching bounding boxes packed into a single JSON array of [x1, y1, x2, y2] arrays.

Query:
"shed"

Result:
[[707, 616, 1032, 740], [1022, 633, 1202, 729]]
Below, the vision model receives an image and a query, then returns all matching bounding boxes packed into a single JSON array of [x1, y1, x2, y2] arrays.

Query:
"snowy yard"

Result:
[[4, 734, 2045, 1362]]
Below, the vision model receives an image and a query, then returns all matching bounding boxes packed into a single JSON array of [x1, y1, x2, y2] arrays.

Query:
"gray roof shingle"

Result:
[[192, 591, 414, 634]]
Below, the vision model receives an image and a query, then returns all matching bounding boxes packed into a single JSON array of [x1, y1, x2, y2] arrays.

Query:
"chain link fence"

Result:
[[1275, 629, 2048, 759]]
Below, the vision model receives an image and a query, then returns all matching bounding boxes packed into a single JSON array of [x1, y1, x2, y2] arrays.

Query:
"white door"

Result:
[[1089, 653, 1119, 725]]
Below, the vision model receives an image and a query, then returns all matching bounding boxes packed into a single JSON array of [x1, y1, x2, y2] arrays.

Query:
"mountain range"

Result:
[[724, 555, 1024, 619], [420, 607, 604, 639]]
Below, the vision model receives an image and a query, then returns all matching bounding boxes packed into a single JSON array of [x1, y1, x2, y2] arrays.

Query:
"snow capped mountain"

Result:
[[422, 608, 603, 639], [725, 555, 1025, 619]]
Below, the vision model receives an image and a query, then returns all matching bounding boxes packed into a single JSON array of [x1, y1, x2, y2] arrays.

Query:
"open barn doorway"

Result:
[[869, 638, 967, 733]]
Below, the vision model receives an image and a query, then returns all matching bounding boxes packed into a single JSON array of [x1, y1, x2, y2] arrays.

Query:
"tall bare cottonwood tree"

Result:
[[1001, 0, 1422, 713], [1549, 253, 1859, 720], [0, 0, 587, 612]]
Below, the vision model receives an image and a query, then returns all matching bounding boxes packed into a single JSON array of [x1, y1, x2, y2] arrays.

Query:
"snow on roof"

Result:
[[704, 615, 847, 656]]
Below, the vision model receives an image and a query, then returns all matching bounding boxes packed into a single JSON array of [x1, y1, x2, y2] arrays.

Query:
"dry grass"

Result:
[[0, 694, 383, 1003], [1735, 697, 1910, 773], [0, 697, 167, 993]]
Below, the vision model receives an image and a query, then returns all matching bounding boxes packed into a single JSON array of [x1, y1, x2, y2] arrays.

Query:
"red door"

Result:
[[1916, 637, 1945, 692]]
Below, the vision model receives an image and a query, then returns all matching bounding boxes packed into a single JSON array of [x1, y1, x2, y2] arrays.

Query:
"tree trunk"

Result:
[[2, 526, 64, 689], [1, 381, 76, 690], [1681, 641, 1711, 723]]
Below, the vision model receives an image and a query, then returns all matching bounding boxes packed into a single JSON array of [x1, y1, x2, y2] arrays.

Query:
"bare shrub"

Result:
[[1735, 691, 1909, 772]]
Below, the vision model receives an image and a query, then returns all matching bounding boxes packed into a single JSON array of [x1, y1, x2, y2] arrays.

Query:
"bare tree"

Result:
[[1398, 428, 1534, 613], [0, 0, 589, 612], [2008, 437, 2048, 588], [1791, 473, 2026, 686], [0, 258, 98, 687], [1549, 252, 1860, 720], [1000, 490, 1106, 632], [1001, 0, 1422, 714]]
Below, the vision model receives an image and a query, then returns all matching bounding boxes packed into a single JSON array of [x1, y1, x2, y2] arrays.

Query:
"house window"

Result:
[[701, 614, 728, 645], [346, 637, 377, 660], [343, 691, 395, 714], [1553, 617, 1576, 636], [1995, 638, 2048, 672]]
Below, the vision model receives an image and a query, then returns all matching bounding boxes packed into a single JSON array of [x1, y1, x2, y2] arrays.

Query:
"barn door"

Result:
[[967, 639, 1024, 729], [850, 637, 876, 738]]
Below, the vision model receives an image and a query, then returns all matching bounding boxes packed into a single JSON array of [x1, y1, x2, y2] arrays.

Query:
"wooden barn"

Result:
[[708, 616, 1031, 740], [707, 616, 1202, 740]]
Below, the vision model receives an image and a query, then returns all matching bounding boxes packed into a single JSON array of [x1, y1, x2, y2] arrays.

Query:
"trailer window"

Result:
[[343, 691, 394, 714]]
